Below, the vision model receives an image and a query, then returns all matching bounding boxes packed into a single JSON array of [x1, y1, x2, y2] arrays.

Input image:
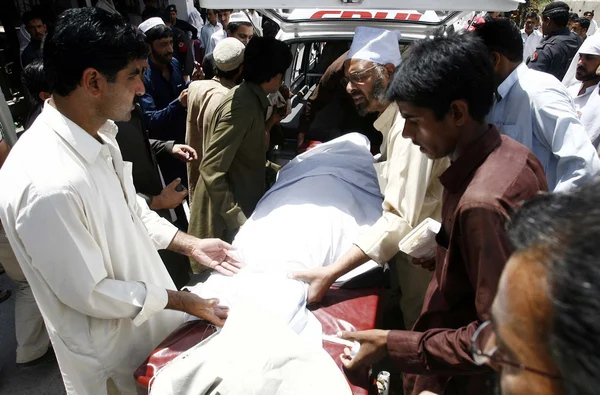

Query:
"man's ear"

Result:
[[39, 91, 51, 101], [449, 100, 470, 127], [383, 63, 396, 78], [491, 52, 502, 69], [80, 68, 106, 98]]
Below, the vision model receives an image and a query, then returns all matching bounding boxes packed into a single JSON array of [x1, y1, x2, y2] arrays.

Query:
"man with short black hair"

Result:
[[522, 11, 543, 61], [528, 1, 583, 80], [21, 60, 51, 130], [139, 18, 190, 186], [335, 33, 548, 395], [572, 17, 591, 39], [199, 9, 222, 59], [0, 9, 240, 394], [205, 9, 232, 54], [475, 18, 600, 191], [165, 4, 198, 40], [584, 10, 598, 35], [21, 11, 47, 67], [189, 37, 292, 248]]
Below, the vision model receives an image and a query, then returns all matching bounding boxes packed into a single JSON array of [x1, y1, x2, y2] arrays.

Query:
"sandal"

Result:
[[0, 289, 11, 303]]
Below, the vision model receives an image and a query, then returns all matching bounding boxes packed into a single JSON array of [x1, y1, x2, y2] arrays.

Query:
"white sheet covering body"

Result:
[[188, 133, 384, 340], [158, 134, 383, 394]]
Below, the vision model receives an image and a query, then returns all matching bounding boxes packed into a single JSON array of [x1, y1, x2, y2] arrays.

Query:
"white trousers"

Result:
[[0, 224, 50, 363]]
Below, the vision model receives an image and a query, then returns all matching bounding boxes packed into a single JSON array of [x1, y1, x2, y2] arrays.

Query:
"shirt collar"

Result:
[[574, 82, 600, 98], [373, 103, 398, 135], [497, 63, 527, 101], [215, 77, 236, 90], [42, 100, 118, 164], [549, 26, 572, 38], [246, 82, 271, 110], [439, 126, 502, 193]]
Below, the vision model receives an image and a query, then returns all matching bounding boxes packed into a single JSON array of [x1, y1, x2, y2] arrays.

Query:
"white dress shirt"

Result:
[[207, 29, 227, 55], [588, 19, 598, 36], [568, 81, 600, 148], [521, 29, 543, 62], [201, 22, 223, 52], [486, 63, 600, 192], [0, 103, 184, 395]]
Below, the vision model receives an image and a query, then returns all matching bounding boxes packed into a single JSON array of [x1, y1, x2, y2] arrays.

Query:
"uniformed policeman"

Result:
[[527, 1, 583, 81]]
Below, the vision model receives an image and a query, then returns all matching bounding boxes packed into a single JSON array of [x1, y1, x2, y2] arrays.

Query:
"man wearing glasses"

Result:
[[293, 27, 449, 331], [330, 34, 548, 395], [471, 180, 600, 395]]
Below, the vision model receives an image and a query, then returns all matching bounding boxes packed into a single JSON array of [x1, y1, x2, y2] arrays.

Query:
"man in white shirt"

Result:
[[200, 9, 222, 56], [522, 11, 543, 62], [0, 8, 241, 395], [475, 18, 600, 192], [567, 33, 600, 148], [205, 9, 232, 55], [584, 11, 598, 36], [292, 27, 448, 330]]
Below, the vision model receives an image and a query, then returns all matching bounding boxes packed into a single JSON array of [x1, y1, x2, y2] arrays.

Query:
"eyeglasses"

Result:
[[340, 64, 378, 88], [471, 320, 563, 380]]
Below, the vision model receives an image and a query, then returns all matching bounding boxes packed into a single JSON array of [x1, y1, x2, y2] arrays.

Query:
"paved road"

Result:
[[0, 274, 65, 395]]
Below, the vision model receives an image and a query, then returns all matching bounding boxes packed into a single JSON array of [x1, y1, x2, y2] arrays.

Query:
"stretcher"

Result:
[[134, 286, 385, 395]]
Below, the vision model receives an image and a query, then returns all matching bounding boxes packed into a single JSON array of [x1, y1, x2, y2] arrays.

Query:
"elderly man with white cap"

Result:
[[186, 37, 245, 207], [567, 33, 600, 148], [293, 27, 449, 331]]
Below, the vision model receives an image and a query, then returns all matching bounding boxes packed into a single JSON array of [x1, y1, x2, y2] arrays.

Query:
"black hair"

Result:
[[387, 33, 494, 123], [227, 21, 253, 35], [21, 60, 49, 104], [473, 18, 523, 63], [525, 11, 539, 21], [508, 181, 600, 395], [243, 37, 292, 84], [543, 1, 570, 26], [570, 12, 580, 20], [44, 8, 148, 97], [217, 9, 233, 13], [22, 11, 44, 27], [584, 10, 594, 16], [144, 24, 173, 44], [575, 17, 591, 30]]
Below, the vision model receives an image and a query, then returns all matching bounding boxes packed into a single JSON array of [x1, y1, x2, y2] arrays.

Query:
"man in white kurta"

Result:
[[292, 27, 448, 329], [0, 8, 236, 395], [566, 34, 600, 148], [522, 12, 543, 62]]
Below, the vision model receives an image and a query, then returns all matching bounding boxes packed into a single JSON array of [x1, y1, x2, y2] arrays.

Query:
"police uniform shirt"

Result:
[[527, 27, 583, 81]]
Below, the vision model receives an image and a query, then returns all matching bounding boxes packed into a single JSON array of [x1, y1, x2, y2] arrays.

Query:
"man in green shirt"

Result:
[[189, 37, 292, 268]]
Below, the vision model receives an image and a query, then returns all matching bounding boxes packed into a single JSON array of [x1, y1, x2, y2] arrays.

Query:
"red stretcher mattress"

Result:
[[134, 287, 384, 395]]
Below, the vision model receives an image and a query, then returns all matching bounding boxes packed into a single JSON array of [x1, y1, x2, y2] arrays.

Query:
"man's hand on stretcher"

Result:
[[166, 290, 229, 327], [290, 245, 370, 304], [168, 232, 244, 276]]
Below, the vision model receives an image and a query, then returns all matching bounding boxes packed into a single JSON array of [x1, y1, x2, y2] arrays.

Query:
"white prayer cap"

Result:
[[579, 33, 600, 56], [213, 37, 245, 72], [347, 26, 402, 66], [139, 17, 165, 33], [229, 12, 251, 24]]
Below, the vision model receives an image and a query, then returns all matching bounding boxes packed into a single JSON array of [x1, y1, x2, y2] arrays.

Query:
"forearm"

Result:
[[325, 245, 371, 281], [166, 230, 196, 257], [165, 289, 197, 313], [387, 321, 488, 376]]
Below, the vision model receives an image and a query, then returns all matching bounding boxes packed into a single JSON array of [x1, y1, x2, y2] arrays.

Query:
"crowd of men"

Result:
[[1, 1, 600, 395]]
